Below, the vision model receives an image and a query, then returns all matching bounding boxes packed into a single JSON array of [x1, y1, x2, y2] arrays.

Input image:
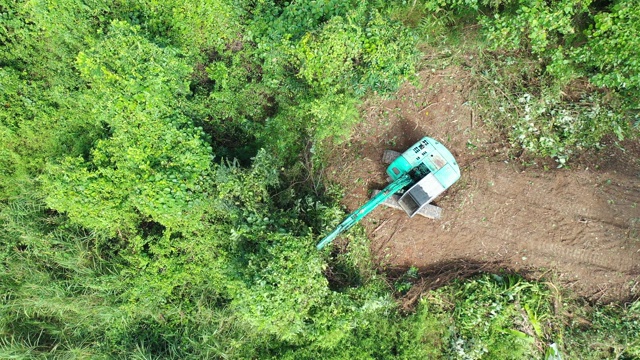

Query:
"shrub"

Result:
[[432, 274, 554, 359], [575, 1, 640, 93], [294, 6, 418, 96], [42, 22, 212, 235]]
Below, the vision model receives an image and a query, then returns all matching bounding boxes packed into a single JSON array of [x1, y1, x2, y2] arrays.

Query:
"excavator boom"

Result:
[[316, 174, 412, 250]]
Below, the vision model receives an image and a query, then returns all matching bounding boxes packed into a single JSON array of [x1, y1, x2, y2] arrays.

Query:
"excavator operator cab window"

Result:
[[408, 163, 430, 183]]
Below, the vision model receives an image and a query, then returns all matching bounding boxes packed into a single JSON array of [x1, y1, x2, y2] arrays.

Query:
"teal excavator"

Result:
[[317, 136, 460, 250]]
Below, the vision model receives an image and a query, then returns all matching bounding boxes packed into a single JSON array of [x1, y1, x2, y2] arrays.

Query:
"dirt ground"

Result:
[[325, 67, 640, 303]]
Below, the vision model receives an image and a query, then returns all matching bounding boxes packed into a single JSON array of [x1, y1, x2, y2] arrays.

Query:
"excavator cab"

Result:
[[385, 137, 460, 217]]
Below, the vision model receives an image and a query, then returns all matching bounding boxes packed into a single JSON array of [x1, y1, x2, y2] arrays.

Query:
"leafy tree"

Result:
[[575, 1, 640, 94], [294, 5, 418, 95], [42, 21, 213, 235]]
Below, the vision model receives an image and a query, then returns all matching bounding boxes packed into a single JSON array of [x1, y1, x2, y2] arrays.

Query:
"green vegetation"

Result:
[[1, 0, 638, 358], [397, 0, 639, 164]]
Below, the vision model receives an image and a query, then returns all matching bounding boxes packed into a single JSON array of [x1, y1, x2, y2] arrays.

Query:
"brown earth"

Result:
[[325, 67, 640, 303]]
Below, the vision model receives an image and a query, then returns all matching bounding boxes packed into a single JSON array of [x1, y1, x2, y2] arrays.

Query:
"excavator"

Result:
[[317, 136, 460, 250]]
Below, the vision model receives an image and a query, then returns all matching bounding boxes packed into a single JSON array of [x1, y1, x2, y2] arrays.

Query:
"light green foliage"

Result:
[[212, 152, 356, 345], [358, 9, 419, 94], [576, 1, 640, 92], [483, 0, 590, 54], [0, 68, 42, 198], [296, 15, 364, 93], [295, 6, 418, 95], [42, 22, 213, 235], [252, 0, 355, 42], [169, 0, 239, 56], [414, 0, 637, 161], [427, 0, 640, 101], [202, 52, 274, 129], [415, 0, 590, 84], [101, 0, 239, 54], [253, 3, 418, 160], [473, 49, 632, 164], [180, 1, 419, 163], [416, 0, 590, 56], [262, 94, 359, 157], [0, 194, 127, 357], [0, 66, 100, 199], [232, 234, 336, 342], [432, 274, 553, 359], [0, 0, 102, 85], [214, 149, 280, 215], [307, 94, 360, 144], [509, 92, 628, 165], [0, 0, 106, 199], [296, 291, 448, 359]]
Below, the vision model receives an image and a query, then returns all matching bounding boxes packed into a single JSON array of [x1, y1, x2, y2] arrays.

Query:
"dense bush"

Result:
[[42, 21, 212, 235], [0, 1, 424, 357]]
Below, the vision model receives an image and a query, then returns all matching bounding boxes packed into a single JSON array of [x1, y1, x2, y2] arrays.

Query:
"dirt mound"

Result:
[[325, 67, 640, 302]]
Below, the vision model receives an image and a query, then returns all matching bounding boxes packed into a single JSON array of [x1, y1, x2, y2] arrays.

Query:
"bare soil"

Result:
[[325, 67, 640, 303]]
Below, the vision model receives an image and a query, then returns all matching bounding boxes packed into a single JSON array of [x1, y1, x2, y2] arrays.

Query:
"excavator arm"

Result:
[[316, 173, 412, 250]]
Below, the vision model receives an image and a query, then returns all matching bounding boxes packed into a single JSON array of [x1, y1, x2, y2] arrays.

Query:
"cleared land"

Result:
[[326, 67, 640, 303]]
